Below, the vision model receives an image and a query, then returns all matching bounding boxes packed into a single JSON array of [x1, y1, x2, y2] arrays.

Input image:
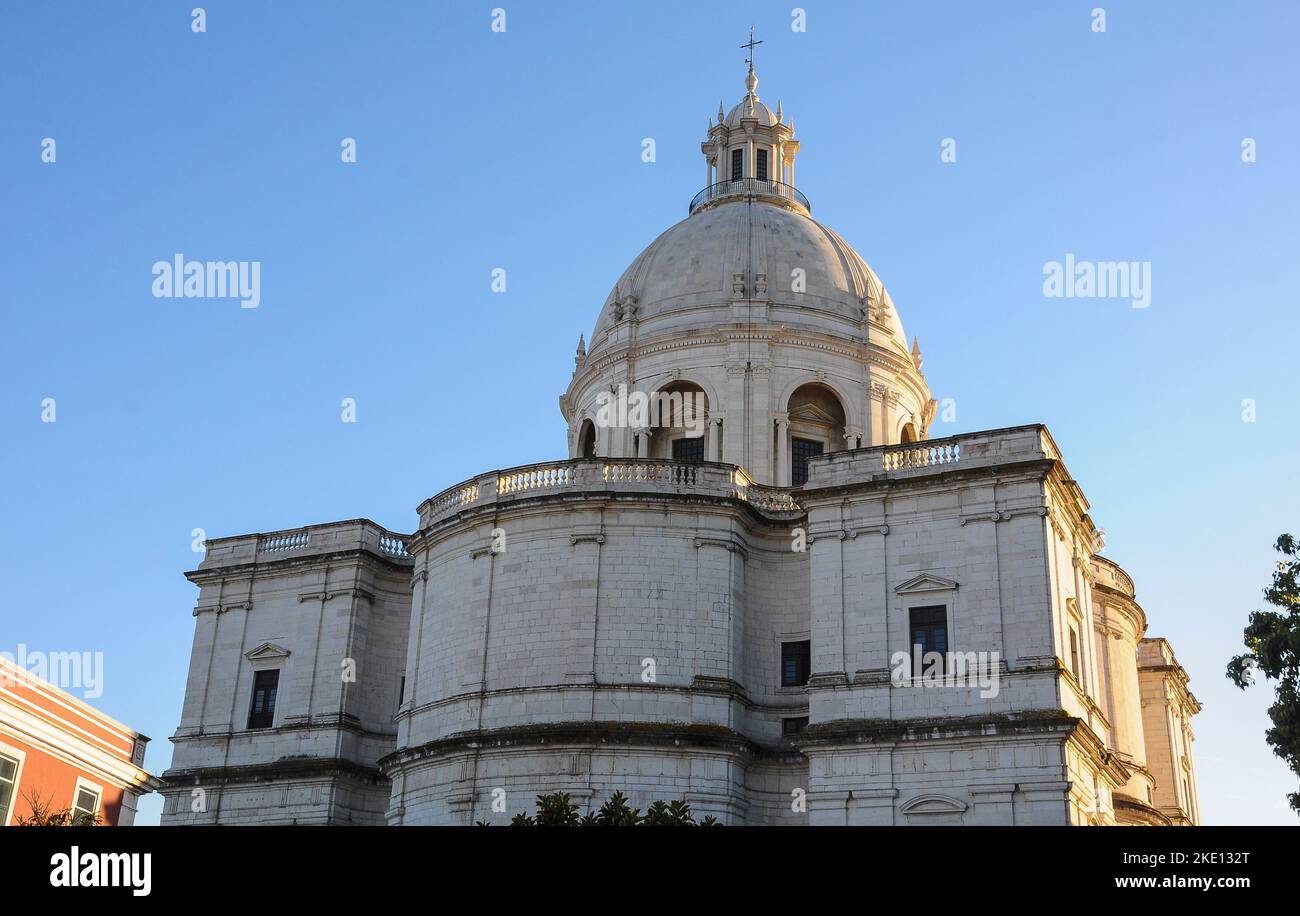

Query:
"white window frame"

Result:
[[0, 741, 27, 827], [71, 776, 103, 826]]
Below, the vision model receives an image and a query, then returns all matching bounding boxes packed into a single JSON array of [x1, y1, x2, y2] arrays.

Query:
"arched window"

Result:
[[785, 383, 848, 486], [578, 419, 597, 458], [899, 422, 918, 444], [649, 381, 708, 462]]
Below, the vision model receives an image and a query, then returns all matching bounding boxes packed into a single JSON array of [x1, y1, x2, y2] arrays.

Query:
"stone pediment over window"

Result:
[[244, 642, 290, 662], [900, 793, 968, 815], [894, 574, 959, 595], [788, 402, 839, 425]]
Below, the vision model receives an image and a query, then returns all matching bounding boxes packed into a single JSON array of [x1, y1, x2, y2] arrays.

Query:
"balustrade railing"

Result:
[[881, 442, 961, 471], [602, 462, 698, 486], [421, 459, 803, 527], [261, 531, 309, 553], [731, 467, 802, 515], [497, 465, 574, 495], [424, 482, 480, 519], [688, 177, 811, 215]]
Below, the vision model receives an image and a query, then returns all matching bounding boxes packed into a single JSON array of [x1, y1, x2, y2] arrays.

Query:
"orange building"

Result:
[[0, 656, 160, 826]]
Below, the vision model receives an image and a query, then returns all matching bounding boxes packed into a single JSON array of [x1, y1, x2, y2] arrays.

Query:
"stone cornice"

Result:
[[377, 720, 805, 775], [185, 546, 412, 588], [571, 322, 923, 400], [161, 756, 386, 789], [794, 710, 1078, 749], [694, 536, 750, 559]]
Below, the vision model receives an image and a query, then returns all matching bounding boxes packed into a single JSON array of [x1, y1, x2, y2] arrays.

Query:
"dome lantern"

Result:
[[564, 47, 934, 485], [695, 30, 803, 215]]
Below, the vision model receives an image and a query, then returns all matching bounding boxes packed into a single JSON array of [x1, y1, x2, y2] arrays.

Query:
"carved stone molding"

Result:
[[959, 507, 1048, 526], [894, 573, 959, 595], [693, 536, 749, 561]]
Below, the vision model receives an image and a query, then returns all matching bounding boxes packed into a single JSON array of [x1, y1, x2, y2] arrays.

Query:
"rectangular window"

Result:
[[71, 785, 100, 826], [791, 437, 824, 487], [247, 669, 280, 729], [782, 716, 808, 736], [757, 148, 769, 182], [909, 606, 948, 674], [730, 148, 744, 181], [398, 675, 406, 706], [1068, 627, 1082, 682], [672, 436, 705, 463], [781, 640, 811, 687], [0, 754, 18, 825]]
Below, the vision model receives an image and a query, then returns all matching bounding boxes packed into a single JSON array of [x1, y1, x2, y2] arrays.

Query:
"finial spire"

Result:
[[741, 26, 762, 97]]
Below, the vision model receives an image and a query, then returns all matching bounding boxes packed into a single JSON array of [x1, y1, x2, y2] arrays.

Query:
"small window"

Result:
[[0, 753, 19, 825], [757, 148, 769, 182], [781, 640, 811, 687], [248, 669, 280, 729], [71, 785, 100, 826], [909, 606, 948, 674], [730, 148, 744, 181], [791, 437, 824, 487], [1068, 627, 1082, 682], [672, 436, 704, 463], [398, 675, 406, 706], [782, 716, 808, 736]]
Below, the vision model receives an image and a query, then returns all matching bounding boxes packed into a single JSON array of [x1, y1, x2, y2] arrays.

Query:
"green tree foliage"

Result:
[[13, 789, 103, 826], [1228, 534, 1300, 814], [504, 791, 720, 826]]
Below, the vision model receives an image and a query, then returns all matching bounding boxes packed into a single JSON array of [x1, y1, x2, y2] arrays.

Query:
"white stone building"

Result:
[[160, 65, 1200, 826]]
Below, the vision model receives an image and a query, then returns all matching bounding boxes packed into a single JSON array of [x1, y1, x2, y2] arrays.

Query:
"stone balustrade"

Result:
[[415, 427, 1064, 532], [417, 459, 806, 529], [195, 519, 414, 569], [805, 424, 1062, 488]]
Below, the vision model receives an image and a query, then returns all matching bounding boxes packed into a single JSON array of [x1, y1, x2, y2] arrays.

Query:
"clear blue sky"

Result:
[[2, 1, 1296, 826]]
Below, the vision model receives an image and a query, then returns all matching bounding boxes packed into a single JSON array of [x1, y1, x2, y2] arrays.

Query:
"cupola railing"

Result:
[[688, 178, 810, 215]]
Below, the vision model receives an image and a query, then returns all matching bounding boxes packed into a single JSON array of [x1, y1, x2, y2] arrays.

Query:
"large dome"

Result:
[[562, 66, 934, 486], [589, 199, 911, 360]]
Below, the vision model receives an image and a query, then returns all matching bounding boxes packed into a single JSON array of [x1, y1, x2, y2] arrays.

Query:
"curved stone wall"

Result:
[[386, 459, 812, 824], [1090, 554, 1157, 815]]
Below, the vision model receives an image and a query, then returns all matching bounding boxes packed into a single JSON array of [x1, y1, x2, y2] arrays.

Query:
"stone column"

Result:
[[722, 361, 748, 473], [751, 359, 773, 481], [847, 788, 899, 826], [882, 389, 899, 446], [971, 785, 1017, 825], [636, 428, 651, 458], [706, 417, 723, 462], [774, 414, 790, 487], [177, 604, 221, 732], [868, 384, 886, 446]]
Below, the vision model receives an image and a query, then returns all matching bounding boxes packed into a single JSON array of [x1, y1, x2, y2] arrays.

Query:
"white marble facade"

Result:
[[160, 68, 1199, 826]]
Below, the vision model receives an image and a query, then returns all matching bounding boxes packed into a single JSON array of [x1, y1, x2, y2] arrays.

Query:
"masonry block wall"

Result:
[[160, 521, 412, 825], [162, 432, 1199, 826]]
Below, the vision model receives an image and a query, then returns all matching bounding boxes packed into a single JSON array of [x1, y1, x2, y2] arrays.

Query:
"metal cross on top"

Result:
[[741, 26, 762, 70]]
